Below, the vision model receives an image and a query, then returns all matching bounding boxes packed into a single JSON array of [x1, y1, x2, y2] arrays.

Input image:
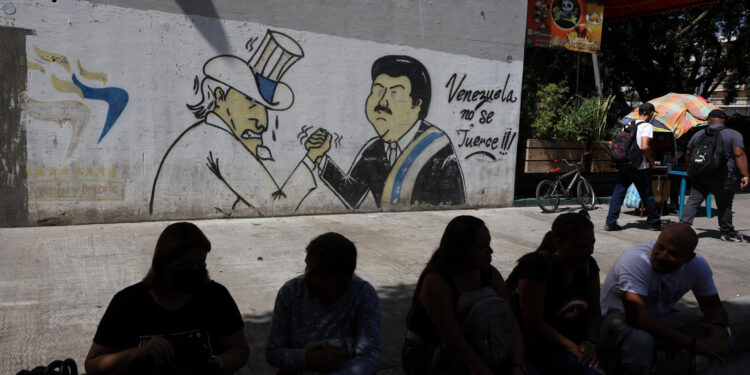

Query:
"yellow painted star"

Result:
[[74, 167, 84, 176], [61, 168, 70, 176], [26, 166, 32, 176], [86, 167, 95, 176], [48, 167, 57, 176], [97, 167, 105, 176], [108, 167, 117, 178], [35, 166, 45, 176]]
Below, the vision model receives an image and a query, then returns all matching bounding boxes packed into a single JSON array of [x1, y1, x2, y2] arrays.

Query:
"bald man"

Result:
[[598, 224, 730, 375]]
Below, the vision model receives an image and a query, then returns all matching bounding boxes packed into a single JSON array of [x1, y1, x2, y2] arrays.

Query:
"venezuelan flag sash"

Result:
[[381, 126, 450, 206]]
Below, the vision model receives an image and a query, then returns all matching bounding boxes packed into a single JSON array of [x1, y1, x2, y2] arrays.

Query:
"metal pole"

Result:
[[576, 52, 581, 96], [592, 53, 603, 96]]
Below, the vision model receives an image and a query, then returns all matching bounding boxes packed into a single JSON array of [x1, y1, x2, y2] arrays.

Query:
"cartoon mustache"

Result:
[[374, 104, 392, 114]]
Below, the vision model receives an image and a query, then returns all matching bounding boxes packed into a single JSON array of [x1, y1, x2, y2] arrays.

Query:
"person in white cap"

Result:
[[150, 30, 321, 218]]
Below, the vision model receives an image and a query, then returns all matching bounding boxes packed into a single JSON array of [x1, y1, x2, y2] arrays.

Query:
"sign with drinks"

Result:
[[526, 0, 604, 53]]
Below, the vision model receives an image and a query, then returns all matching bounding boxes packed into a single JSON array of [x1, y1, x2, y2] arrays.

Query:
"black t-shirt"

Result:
[[510, 252, 599, 345], [93, 281, 243, 374]]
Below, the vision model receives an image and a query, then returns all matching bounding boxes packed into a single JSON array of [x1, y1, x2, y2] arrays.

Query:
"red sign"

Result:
[[526, 0, 604, 53]]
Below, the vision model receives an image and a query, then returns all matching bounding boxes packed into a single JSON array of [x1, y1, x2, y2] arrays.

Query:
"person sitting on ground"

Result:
[[266, 232, 381, 374], [402, 215, 526, 375], [84, 222, 250, 375], [599, 223, 731, 375], [506, 212, 604, 375]]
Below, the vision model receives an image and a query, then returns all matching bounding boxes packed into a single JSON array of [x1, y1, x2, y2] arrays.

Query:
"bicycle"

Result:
[[536, 152, 596, 213]]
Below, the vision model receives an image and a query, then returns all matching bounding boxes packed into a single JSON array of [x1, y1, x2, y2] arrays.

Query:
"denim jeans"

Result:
[[680, 174, 738, 235], [527, 345, 600, 375], [401, 337, 539, 375], [598, 311, 728, 375], [607, 168, 660, 226]]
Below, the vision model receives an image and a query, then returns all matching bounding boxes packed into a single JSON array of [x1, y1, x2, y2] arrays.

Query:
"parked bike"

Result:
[[536, 152, 596, 213]]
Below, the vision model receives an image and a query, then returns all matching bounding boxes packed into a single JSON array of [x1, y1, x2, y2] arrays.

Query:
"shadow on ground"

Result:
[[237, 283, 415, 375]]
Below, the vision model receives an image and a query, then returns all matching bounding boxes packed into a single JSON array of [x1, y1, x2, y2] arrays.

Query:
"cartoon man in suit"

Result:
[[305, 55, 465, 208]]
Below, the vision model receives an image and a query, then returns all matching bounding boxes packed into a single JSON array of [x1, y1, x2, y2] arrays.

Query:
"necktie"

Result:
[[387, 143, 399, 166]]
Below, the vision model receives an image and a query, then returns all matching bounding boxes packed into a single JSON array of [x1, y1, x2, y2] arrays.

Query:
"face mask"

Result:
[[169, 268, 208, 293]]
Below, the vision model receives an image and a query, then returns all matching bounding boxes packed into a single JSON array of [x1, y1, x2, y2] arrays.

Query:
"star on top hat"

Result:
[[204, 30, 304, 110]]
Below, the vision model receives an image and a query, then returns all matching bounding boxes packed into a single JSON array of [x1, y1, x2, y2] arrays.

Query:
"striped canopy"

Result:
[[625, 93, 719, 138]]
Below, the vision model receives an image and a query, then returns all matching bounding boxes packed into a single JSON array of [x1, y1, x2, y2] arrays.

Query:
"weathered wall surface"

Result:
[[1, 0, 526, 226]]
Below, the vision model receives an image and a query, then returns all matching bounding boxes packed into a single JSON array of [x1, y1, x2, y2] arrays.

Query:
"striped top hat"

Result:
[[204, 30, 304, 110]]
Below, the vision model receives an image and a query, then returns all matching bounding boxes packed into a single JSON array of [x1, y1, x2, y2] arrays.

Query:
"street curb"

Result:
[[514, 196, 612, 207]]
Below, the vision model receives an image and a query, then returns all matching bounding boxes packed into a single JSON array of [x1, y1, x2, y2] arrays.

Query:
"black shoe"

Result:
[[648, 220, 670, 231], [604, 223, 622, 231], [720, 233, 743, 242]]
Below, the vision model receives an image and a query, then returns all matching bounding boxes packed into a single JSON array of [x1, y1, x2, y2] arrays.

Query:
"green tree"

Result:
[[598, 1, 750, 104], [521, 1, 750, 129]]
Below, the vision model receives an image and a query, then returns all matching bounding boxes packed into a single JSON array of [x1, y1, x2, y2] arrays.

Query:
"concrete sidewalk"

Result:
[[2, 196, 749, 374]]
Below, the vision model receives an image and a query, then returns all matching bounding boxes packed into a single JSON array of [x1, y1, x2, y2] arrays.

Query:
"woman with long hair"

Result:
[[84, 222, 249, 375], [506, 212, 603, 375], [402, 215, 525, 375]]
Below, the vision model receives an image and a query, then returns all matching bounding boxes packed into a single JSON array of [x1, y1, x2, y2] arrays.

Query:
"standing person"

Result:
[[605, 102, 666, 231], [266, 232, 381, 375], [402, 216, 526, 375], [599, 224, 731, 375], [84, 222, 249, 375], [506, 212, 604, 375], [680, 109, 749, 242]]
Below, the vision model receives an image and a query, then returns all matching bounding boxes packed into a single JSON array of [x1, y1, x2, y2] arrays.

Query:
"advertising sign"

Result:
[[526, 0, 604, 53]]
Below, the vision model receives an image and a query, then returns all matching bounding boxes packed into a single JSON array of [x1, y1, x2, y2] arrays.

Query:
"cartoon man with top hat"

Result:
[[150, 30, 318, 218]]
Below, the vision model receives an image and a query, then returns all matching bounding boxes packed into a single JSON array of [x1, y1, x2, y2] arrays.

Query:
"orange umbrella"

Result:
[[627, 93, 720, 138]]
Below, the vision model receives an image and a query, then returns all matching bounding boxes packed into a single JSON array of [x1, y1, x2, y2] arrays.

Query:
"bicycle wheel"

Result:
[[577, 177, 596, 210], [536, 180, 561, 213]]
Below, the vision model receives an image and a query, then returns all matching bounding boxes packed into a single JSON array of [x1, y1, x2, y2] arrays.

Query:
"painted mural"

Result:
[[150, 30, 317, 217], [22, 43, 129, 203], [311, 55, 466, 209], [7, 1, 523, 225]]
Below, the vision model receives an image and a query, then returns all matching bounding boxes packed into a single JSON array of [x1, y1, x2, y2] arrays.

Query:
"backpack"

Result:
[[610, 120, 644, 169], [16, 358, 78, 375], [455, 287, 515, 370], [688, 126, 727, 175]]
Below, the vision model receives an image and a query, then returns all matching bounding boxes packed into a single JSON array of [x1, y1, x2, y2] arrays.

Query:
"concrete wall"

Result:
[[1, 0, 527, 226]]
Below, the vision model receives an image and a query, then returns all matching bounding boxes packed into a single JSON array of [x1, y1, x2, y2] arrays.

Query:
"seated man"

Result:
[[266, 232, 381, 374], [599, 223, 731, 375]]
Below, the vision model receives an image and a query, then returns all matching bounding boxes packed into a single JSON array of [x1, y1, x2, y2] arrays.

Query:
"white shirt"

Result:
[[634, 120, 654, 170], [383, 120, 422, 165], [600, 241, 718, 317]]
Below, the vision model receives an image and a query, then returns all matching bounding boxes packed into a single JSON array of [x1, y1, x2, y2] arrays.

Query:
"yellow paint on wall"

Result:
[[27, 61, 45, 72], [77, 60, 108, 85], [50, 73, 84, 98], [33, 44, 71, 72]]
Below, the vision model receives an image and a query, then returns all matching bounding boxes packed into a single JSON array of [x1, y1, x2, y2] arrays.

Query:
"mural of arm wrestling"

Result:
[[306, 55, 466, 209], [150, 31, 317, 218]]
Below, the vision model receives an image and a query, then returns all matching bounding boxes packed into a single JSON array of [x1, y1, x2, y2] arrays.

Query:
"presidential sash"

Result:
[[381, 126, 450, 206]]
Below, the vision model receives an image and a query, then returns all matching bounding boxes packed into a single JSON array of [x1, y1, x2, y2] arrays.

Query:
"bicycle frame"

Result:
[[552, 165, 582, 196]]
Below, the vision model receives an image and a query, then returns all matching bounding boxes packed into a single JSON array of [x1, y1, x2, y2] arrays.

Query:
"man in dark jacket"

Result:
[[680, 109, 749, 242]]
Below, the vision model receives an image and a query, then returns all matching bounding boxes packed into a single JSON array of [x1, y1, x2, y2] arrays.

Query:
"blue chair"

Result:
[[668, 170, 711, 220]]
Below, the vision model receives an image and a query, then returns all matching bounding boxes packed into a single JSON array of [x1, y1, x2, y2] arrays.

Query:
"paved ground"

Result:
[[2, 195, 750, 374]]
